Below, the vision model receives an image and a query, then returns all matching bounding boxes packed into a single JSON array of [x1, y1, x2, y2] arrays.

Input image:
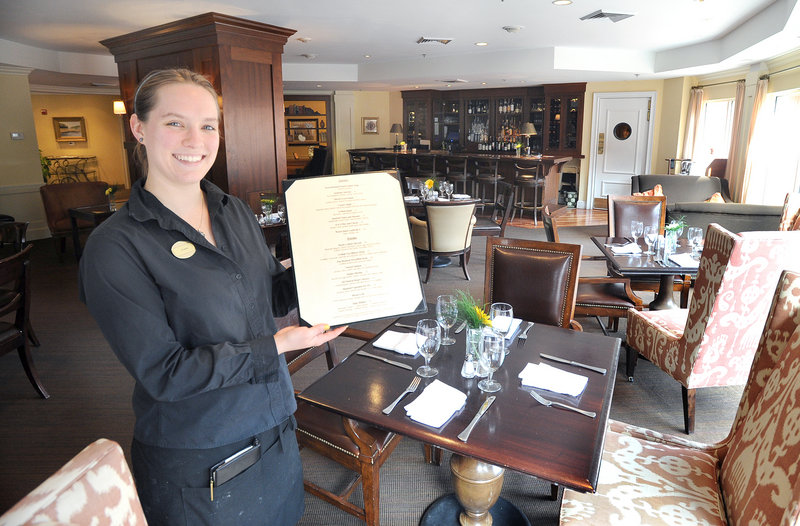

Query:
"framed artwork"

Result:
[[52, 117, 87, 142], [362, 117, 378, 134], [288, 118, 318, 129], [287, 128, 317, 144]]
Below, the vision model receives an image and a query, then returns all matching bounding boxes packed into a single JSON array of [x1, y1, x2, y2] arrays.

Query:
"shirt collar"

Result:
[[127, 178, 229, 231]]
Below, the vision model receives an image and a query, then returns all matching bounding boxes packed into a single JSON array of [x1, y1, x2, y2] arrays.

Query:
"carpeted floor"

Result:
[[0, 223, 742, 524]]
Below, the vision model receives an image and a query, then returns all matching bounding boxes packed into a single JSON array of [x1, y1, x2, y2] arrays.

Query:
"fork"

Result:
[[529, 390, 596, 418], [382, 376, 421, 414], [517, 322, 534, 346]]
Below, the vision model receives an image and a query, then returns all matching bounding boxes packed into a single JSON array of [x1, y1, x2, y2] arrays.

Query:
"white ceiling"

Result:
[[2, 0, 800, 93]]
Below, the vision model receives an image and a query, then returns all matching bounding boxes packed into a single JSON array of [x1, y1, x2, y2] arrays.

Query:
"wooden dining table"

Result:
[[68, 204, 115, 260], [298, 310, 620, 525]]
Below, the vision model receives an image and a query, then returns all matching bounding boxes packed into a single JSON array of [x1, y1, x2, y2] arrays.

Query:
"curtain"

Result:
[[682, 87, 704, 167], [737, 78, 770, 203], [724, 80, 746, 198]]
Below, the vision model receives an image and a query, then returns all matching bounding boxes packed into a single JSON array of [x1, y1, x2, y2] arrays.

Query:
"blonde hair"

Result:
[[132, 68, 221, 176]]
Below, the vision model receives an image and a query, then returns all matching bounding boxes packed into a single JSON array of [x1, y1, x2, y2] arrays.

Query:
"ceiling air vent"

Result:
[[437, 79, 468, 84], [416, 37, 453, 45], [580, 10, 633, 23]]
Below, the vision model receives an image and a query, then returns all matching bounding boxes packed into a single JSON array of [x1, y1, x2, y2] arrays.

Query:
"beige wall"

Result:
[[32, 94, 128, 189]]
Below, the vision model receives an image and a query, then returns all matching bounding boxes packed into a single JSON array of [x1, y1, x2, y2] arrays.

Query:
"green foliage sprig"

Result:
[[455, 290, 492, 330]]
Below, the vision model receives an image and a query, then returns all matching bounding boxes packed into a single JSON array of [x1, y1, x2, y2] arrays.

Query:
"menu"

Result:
[[284, 172, 426, 327]]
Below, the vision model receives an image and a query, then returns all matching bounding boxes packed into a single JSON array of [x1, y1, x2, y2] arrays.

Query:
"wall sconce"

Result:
[[390, 123, 403, 150], [113, 100, 126, 115]]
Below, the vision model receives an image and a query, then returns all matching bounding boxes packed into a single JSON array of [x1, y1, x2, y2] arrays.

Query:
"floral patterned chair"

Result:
[[561, 269, 800, 525], [626, 223, 800, 434], [779, 192, 800, 231], [0, 438, 146, 525]]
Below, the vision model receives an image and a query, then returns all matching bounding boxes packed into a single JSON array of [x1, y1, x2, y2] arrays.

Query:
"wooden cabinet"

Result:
[[527, 88, 545, 155], [543, 83, 585, 156], [101, 13, 294, 211], [283, 96, 331, 174], [432, 97, 461, 150], [402, 91, 434, 147]]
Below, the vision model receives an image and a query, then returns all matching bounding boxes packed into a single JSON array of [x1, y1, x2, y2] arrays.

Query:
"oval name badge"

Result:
[[171, 241, 196, 259]]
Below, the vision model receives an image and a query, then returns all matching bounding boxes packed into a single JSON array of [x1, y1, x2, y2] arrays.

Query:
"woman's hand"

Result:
[[274, 323, 347, 354]]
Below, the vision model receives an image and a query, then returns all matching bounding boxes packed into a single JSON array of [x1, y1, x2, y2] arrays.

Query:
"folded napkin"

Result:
[[609, 242, 642, 255], [403, 196, 420, 202], [519, 362, 588, 397], [372, 331, 418, 356], [452, 194, 471, 200], [404, 379, 467, 428], [668, 252, 700, 268], [492, 317, 522, 343]]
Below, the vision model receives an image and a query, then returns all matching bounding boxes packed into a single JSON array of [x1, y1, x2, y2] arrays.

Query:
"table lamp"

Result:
[[520, 122, 537, 156], [390, 123, 403, 150]]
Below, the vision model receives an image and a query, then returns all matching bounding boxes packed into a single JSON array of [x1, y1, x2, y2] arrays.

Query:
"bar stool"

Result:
[[444, 157, 473, 195], [415, 155, 443, 179], [472, 158, 501, 209], [348, 152, 369, 172], [512, 162, 545, 225]]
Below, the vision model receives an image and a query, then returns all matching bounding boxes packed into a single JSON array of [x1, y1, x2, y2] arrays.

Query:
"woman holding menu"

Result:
[[78, 68, 345, 525]]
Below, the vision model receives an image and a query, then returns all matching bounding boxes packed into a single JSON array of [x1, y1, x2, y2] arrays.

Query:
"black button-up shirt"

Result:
[[80, 179, 297, 449]]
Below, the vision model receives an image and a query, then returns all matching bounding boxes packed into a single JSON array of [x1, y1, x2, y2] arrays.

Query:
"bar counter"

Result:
[[348, 148, 574, 205]]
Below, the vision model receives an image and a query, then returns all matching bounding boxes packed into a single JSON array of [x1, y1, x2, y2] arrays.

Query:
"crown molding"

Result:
[[0, 65, 34, 76], [29, 84, 119, 95]]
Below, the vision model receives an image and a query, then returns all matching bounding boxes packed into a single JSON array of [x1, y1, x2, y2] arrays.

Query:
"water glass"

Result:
[[436, 295, 458, 345], [478, 333, 505, 393], [643, 225, 657, 255], [415, 319, 441, 378], [630, 220, 644, 248], [489, 302, 514, 354], [687, 227, 703, 258]]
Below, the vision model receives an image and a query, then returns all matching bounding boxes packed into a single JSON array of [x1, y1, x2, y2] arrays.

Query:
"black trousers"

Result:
[[132, 416, 304, 526]]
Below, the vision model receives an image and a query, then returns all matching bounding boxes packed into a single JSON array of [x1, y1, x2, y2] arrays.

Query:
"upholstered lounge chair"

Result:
[[561, 269, 800, 525], [779, 191, 800, 231], [39, 181, 109, 258], [626, 223, 800, 434], [409, 201, 477, 283]]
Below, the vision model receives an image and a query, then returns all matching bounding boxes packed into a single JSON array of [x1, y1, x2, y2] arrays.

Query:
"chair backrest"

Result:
[[492, 181, 514, 233], [541, 204, 571, 243], [779, 192, 800, 231], [514, 162, 543, 181], [0, 245, 32, 335], [415, 155, 436, 172], [484, 237, 581, 328], [39, 181, 109, 235], [420, 201, 476, 253], [717, 269, 800, 525], [607, 194, 666, 237], [377, 154, 397, 171], [677, 224, 800, 389], [349, 152, 370, 173], [445, 157, 468, 176], [0, 222, 29, 254], [473, 158, 498, 178], [0, 438, 146, 526]]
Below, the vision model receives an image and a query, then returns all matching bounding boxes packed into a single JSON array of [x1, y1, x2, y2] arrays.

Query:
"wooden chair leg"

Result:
[[18, 344, 49, 399], [461, 254, 471, 281], [424, 251, 434, 283], [27, 321, 40, 347], [361, 463, 381, 526], [550, 483, 560, 500], [626, 345, 638, 382], [682, 386, 696, 434], [593, 316, 609, 336], [424, 444, 442, 465]]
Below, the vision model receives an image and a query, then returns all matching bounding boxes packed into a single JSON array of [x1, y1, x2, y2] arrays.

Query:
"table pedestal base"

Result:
[[648, 274, 678, 310], [419, 495, 531, 526], [451, 455, 504, 525]]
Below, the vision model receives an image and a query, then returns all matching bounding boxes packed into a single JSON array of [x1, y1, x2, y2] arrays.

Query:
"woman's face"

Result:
[[131, 83, 220, 186]]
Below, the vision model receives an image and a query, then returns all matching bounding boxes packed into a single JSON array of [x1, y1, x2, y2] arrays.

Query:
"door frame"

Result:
[[587, 91, 657, 206]]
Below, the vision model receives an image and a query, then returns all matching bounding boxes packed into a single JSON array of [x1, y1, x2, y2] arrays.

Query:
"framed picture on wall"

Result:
[[362, 117, 378, 134], [52, 117, 87, 142]]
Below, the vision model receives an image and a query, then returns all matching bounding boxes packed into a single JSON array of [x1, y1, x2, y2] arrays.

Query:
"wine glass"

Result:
[[630, 220, 644, 250], [687, 227, 703, 258], [478, 333, 505, 393], [643, 225, 657, 255], [436, 295, 458, 345], [415, 319, 441, 378], [276, 204, 286, 223], [489, 302, 514, 354]]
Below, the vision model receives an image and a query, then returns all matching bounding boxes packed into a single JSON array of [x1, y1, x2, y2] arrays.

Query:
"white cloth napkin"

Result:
[[609, 242, 642, 255], [452, 194, 471, 200], [668, 252, 699, 268], [372, 331, 418, 356], [404, 380, 467, 428], [403, 196, 420, 203], [492, 318, 522, 343], [518, 362, 588, 397]]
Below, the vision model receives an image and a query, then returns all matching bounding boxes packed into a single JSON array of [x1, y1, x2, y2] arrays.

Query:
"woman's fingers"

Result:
[[274, 324, 348, 354]]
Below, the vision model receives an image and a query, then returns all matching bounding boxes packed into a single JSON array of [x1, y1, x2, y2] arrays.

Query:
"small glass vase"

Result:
[[107, 197, 117, 212], [461, 327, 489, 378], [664, 230, 678, 261]]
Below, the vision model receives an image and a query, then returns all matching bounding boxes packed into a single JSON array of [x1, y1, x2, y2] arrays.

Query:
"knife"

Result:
[[394, 322, 417, 330], [454, 320, 467, 334], [540, 353, 607, 375], [457, 396, 496, 442], [356, 350, 413, 371]]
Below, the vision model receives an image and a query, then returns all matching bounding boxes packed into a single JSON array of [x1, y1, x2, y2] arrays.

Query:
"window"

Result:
[[691, 98, 734, 175]]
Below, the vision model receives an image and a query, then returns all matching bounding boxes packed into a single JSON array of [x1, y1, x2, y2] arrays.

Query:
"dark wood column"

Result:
[[101, 12, 295, 211]]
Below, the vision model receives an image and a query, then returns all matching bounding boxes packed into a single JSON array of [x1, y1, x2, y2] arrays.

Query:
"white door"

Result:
[[589, 93, 654, 204]]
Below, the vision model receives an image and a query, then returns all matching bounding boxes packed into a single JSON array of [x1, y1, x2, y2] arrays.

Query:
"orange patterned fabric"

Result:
[[704, 192, 725, 203], [633, 183, 664, 197], [0, 439, 146, 526], [561, 270, 800, 525]]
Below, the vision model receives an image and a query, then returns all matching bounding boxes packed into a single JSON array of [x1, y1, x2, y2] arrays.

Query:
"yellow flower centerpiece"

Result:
[[455, 290, 491, 378]]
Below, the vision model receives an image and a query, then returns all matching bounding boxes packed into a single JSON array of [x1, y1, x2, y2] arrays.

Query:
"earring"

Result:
[[138, 137, 144, 143]]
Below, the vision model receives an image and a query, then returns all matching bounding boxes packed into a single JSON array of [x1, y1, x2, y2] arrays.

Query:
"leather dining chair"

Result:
[[626, 223, 800, 434], [409, 201, 477, 283], [606, 194, 691, 308], [471, 181, 514, 238], [39, 181, 109, 259], [284, 326, 401, 526], [484, 236, 582, 330], [0, 245, 48, 399], [542, 205, 643, 335], [0, 222, 39, 347], [561, 269, 800, 525]]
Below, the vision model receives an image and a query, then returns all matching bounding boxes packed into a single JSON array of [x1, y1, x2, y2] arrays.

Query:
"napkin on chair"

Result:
[[609, 242, 642, 255], [372, 331, 418, 356], [404, 380, 467, 428], [518, 362, 588, 397]]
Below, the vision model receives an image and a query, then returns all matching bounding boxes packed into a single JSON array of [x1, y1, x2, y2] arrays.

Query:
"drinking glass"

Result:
[[415, 319, 441, 378], [276, 204, 286, 223], [687, 227, 703, 258], [489, 302, 514, 354], [643, 225, 657, 255], [630, 220, 644, 249], [478, 333, 505, 393], [436, 295, 458, 345]]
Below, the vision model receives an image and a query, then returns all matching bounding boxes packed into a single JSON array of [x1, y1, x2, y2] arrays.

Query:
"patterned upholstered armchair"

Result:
[[626, 224, 800, 434], [779, 192, 800, 231], [561, 269, 800, 525], [0, 439, 146, 525]]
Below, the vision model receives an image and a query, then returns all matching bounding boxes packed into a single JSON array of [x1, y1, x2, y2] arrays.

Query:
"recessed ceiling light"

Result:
[[502, 25, 524, 33], [364, 54, 371, 58], [552, 0, 572, 5], [481, 82, 487, 85], [297, 37, 312, 43], [475, 42, 488, 46], [300, 53, 317, 59]]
